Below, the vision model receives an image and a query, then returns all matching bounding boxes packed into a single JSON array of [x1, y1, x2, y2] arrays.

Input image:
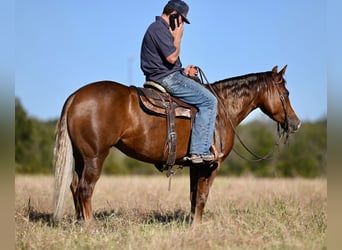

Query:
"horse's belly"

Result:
[[117, 118, 192, 163]]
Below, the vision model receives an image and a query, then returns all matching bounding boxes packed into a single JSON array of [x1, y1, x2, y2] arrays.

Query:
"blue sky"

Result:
[[15, 0, 326, 122]]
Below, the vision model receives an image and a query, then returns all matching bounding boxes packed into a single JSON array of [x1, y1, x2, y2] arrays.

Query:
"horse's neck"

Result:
[[219, 95, 258, 127], [213, 75, 266, 127]]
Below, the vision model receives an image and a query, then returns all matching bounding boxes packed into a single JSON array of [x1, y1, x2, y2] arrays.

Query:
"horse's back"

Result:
[[72, 81, 131, 101]]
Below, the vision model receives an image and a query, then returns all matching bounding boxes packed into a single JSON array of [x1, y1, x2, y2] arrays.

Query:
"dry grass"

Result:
[[15, 175, 326, 249]]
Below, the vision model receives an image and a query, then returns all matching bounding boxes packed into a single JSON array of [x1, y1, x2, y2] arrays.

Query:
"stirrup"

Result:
[[201, 153, 215, 162], [184, 153, 215, 164]]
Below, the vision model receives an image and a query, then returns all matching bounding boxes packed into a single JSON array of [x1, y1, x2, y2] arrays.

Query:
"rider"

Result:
[[140, 0, 217, 164]]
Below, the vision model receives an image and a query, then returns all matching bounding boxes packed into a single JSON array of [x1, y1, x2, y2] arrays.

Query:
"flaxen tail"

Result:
[[53, 95, 75, 221]]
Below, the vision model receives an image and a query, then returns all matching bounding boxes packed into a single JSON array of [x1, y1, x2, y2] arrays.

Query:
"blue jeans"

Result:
[[161, 71, 218, 155]]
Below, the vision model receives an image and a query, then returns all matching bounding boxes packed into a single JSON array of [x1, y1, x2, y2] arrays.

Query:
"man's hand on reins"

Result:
[[184, 65, 198, 78]]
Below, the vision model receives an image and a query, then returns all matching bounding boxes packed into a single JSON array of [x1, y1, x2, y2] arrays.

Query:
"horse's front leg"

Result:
[[189, 163, 220, 226]]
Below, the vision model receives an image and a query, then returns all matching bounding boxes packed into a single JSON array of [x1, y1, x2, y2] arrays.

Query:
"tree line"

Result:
[[15, 97, 326, 177]]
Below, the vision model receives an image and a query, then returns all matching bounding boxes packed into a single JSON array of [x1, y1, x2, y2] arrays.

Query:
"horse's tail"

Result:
[[52, 94, 75, 221]]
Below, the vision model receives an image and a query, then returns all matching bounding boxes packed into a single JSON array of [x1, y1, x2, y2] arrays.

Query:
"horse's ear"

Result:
[[278, 65, 287, 77], [272, 66, 278, 73]]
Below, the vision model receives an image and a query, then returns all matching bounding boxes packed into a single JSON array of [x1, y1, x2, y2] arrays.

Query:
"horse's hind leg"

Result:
[[70, 147, 83, 220], [77, 152, 108, 223], [70, 147, 108, 223]]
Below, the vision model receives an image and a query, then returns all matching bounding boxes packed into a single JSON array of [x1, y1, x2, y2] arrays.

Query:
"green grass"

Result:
[[15, 176, 326, 249]]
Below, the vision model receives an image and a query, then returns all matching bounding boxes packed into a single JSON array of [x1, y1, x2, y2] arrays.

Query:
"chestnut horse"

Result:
[[53, 65, 300, 225]]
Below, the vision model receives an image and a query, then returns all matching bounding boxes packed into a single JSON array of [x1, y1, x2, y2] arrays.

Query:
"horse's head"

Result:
[[260, 65, 301, 134]]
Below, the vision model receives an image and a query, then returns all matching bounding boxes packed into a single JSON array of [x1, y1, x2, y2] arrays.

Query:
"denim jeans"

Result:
[[161, 71, 218, 155]]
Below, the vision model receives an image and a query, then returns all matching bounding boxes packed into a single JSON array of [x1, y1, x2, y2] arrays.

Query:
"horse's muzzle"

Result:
[[286, 118, 301, 133]]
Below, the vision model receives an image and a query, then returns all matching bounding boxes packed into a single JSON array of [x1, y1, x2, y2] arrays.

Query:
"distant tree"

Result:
[[15, 97, 56, 173], [103, 149, 130, 175], [15, 98, 34, 171], [221, 120, 279, 176], [275, 119, 327, 177]]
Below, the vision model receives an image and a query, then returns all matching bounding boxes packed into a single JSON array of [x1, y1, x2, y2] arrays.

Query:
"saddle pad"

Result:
[[136, 87, 197, 118]]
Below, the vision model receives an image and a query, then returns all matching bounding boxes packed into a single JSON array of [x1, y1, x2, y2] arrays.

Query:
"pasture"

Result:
[[15, 175, 326, 249]]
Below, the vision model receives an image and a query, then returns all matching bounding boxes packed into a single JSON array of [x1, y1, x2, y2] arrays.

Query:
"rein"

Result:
[[196, 67, 289, 162], [232, 126, 284, 162]]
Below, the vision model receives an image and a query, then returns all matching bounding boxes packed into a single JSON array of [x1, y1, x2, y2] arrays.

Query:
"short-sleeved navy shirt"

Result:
[[140, 16, 182, 84]]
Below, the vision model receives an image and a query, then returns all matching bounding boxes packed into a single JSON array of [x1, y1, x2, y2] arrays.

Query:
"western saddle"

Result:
[[135, 81, 198, 174]]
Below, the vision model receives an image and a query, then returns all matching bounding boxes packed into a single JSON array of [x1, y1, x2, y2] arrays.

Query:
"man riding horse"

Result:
[[140, 0, 217, 164], [52, 0, 301, 226]]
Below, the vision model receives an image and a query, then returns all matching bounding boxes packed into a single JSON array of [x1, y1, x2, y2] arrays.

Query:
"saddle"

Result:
[[135, 81, 198, 174], [137, 81, 197, 119]]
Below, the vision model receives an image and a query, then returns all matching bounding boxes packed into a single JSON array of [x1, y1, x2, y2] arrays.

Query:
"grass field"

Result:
[[15, 175, 326, 249]]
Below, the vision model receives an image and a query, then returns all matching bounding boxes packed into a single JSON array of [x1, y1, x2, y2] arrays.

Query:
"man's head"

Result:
[[163, 0, 190, 24]]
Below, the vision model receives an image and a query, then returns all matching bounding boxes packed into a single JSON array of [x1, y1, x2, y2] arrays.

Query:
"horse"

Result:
[[52, 65, 301, 226]]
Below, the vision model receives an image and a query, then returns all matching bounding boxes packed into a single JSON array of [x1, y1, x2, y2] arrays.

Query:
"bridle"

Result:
[[197, 67, 291, 162], [274, 78, 291, 143]]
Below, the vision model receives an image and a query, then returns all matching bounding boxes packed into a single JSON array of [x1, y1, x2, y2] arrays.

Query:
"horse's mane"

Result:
[[211, 71, 277, 117], [212, 71, 274, 99]]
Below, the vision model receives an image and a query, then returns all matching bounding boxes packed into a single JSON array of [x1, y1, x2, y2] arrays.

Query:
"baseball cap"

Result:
[[166, 0, 190, 24]]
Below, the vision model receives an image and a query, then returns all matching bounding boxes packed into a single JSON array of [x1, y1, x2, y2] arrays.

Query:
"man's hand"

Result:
[[166, 15, 184, 64], [169, 15, 184, 41], [184, 65, 198, 78]]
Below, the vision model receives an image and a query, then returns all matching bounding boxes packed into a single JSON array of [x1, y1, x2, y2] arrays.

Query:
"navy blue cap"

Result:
[[166, 0, 190, 24]]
